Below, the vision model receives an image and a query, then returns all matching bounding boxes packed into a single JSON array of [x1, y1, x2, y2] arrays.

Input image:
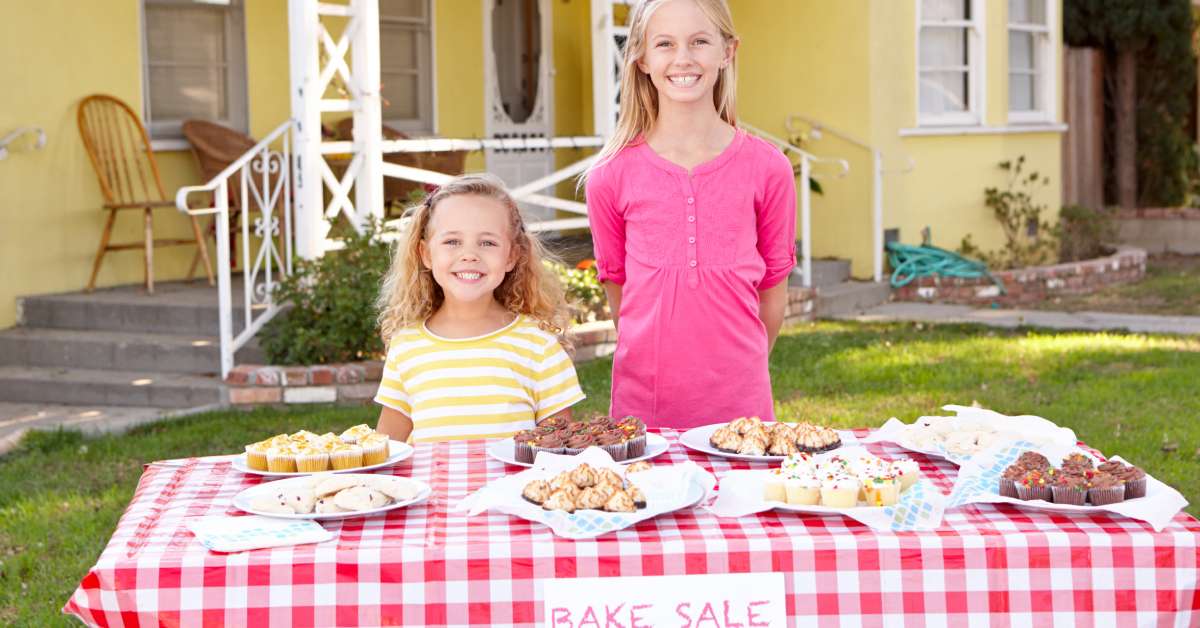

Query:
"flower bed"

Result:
[[890, 246, 1147, 306], [226, 285, 818, 406]]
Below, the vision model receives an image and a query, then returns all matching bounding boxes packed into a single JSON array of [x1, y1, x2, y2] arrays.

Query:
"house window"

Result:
[[380, 0, 434, 134], [141, 0, 248, 141], [1008, 0, 1055, 122], [917, 0, 983, 126]]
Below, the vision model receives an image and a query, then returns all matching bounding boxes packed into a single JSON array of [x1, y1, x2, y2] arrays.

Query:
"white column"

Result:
[[351, 0, 384, 226], [289, 0, 326, 259], [591, 0, 616, 138]]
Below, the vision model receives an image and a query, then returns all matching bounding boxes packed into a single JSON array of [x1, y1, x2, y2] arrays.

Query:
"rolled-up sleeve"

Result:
[[585, 167, 627, 285], [756, 149, 798, 290]]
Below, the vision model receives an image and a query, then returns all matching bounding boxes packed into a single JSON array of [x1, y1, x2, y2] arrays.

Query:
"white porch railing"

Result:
[[175, 120, 296, 378], [0, 126, 46, 160], [785, 115, 914, 282]]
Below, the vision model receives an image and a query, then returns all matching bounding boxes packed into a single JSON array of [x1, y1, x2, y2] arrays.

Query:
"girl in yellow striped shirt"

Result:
[[373, 174, 585, 443]]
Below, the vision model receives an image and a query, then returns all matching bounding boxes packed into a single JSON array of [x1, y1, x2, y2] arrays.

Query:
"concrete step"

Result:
[[0, 327, 264, 374], [816, 281, 892, 318], [789, 259, 852, 289], [0, 366, 225, 408], [17, 281, 250, 336]]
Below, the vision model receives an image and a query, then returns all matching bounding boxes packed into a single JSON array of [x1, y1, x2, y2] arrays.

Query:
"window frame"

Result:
[[915, 0, 986, 127], [1006, 0, 1057, 125], [379, 0, 437, 136], [139, 0, 249, 143]]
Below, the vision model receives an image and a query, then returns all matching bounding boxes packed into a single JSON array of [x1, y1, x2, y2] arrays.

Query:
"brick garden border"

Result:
[[226, 286, 818, 406], [890, 246, 1147, 306]]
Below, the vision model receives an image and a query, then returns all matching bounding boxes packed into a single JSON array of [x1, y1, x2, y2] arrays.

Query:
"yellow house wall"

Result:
[[0, 0, 290, 330], [0, 0, 593, 329], [734, 0, 875, 277]]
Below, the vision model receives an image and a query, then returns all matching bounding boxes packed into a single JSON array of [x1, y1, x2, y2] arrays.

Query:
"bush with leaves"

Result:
[[1057, 204, 1117, 263], [259, 219, 394, 365], [959, 156, 1059, 270], [546, 260, 609, 323]]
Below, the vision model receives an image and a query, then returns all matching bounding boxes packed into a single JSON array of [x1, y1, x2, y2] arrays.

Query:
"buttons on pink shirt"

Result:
[[687, 215, 695, 223], [689, 260, 697, 267], [686, 197, 695, 204], [688, 236, 695, 244]]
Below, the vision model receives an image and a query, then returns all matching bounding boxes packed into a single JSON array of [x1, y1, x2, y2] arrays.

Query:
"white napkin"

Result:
[[455, 447, 716, 539], [947, 442, 1188, 532], [704, 447, 947, 532], [864, 404, 1078, 465], [186, 515, 334, 553]]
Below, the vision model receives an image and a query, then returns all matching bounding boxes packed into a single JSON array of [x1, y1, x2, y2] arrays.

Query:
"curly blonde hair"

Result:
[[376, 173, 574, 348]]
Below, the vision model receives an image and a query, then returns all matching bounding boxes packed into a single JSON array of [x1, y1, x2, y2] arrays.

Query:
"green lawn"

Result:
[[4, 321, 1199, 625], [1035, 253, 1200, 315]]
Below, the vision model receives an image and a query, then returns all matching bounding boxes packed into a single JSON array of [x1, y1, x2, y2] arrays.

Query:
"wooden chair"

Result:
[[77, 95, 214, 293]]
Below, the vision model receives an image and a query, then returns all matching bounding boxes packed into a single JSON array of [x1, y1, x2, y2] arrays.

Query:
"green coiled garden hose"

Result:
[[885, 242, 1006, 293]]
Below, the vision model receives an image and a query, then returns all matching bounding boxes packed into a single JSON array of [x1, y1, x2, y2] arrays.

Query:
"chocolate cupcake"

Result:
[[1016, 468, 1055, 502], [513, 430, 539, 464], [1061, 453, 1095, 474], [563, 432, 596, 456], [617, 416, 647, 458], [1087, 471, 1126, 505], [999, 463, 1024, 498], [1051, 472, 1089, 506], [537, 415, 570, 429], [597, 428, 629, 461], [1099, 460, 1147, 499], [532, 432, 566, 457], [1016, 451, 1051, 471]]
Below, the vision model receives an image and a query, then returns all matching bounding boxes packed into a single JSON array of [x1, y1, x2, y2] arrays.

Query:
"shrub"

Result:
[[546, 259, 609, 323], [959, 156, 1059, 270], [259, 219, 394, 365], [1057, 204, 1117, 262]]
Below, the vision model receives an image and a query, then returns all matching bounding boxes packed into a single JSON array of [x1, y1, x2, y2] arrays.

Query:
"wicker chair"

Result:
[[77, 94, 214, 293], [181, 120, 259, 270]]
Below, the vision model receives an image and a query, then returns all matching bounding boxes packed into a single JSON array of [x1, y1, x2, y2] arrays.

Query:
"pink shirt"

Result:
[[586, 129, 797, 429]]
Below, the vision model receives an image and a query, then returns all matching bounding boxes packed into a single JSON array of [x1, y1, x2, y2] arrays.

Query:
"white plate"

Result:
[[980, 473, 1173, 514], [486, 432, 670, 468], [232, 473, 431, 520], [231, 440, 414, 477], [678, 423, 851, 462]]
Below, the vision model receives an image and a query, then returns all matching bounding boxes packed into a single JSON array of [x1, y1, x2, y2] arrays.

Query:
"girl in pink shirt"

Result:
[[584, 0, 796, 429]]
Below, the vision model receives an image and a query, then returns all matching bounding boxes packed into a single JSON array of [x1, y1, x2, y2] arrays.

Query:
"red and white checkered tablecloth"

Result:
[[64, 429, 1200, 627]]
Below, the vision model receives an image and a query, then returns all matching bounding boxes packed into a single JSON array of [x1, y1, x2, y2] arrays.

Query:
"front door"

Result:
[[483, 0, 555, 221]]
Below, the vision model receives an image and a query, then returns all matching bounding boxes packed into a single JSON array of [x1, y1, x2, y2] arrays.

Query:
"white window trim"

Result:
[[380, 0, 437, 136], [916, 0, 986, 127], [1007, 1, 1058, 125], [139, 0, 250, 142]]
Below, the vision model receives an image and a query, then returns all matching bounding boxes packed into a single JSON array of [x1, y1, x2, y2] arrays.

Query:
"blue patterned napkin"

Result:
[[186, 515, 334, 553]]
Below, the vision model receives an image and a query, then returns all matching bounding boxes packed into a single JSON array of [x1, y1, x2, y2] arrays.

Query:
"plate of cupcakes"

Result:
[[233, 424, 413, 477], [487, 415, 669, 467], [679, 416, 848, 462]]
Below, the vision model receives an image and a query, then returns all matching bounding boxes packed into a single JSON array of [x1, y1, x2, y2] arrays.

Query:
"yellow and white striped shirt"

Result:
[[374, 315, 586, 443]]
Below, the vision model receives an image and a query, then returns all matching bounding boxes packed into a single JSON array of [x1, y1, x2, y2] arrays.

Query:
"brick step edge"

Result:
[[228, 286, 818, 406]]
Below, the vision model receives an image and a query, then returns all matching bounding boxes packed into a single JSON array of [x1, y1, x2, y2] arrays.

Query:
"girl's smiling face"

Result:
[[637, 0, 736, 109], [420, 194, 517, 306]]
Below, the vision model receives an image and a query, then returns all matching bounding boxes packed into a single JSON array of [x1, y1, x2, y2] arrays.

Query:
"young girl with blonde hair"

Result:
[[585, 0, 796, 428], [374, 173, 585, 443]]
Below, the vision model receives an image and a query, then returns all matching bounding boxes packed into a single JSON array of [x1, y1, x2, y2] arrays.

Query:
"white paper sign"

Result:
[[543, 572, 786, 628]]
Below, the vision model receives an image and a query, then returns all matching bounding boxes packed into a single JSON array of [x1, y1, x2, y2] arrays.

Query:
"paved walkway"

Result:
[[835, 303, 1200, 335], [0, 403, 220, 456]]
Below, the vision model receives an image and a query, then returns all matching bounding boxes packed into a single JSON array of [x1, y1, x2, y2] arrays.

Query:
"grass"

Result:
[[4, 321, 1200, 624], [1033, 253, 1200, 316]]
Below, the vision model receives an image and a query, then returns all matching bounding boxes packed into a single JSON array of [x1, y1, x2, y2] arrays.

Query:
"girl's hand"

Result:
[[376, 406, 414, 443], [758, 281, 788, 353], [602, 281, 623, 330]]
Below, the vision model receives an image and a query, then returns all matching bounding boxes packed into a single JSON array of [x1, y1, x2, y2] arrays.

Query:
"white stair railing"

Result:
[[175, 120, 296, 378]]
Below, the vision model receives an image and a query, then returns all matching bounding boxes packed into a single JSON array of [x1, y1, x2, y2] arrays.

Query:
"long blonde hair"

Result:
[[377, 173, 573, 346], [585, 0, 740, 177]]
